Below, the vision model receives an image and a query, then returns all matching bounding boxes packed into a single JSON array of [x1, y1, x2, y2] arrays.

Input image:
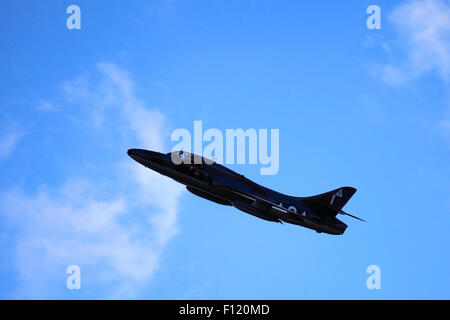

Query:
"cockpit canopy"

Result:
[[167, 150, 215, 166]]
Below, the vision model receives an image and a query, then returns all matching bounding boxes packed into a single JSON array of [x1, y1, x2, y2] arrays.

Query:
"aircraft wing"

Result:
[[229, 189, 292, 214], [211, 183, 299, 222]]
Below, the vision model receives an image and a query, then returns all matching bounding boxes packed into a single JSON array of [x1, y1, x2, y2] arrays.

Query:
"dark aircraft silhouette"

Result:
[[127, 149, 364, 235]]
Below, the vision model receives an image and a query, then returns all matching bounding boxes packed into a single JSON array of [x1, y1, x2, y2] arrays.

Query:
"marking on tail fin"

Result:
[[330, 189, 343, 206]]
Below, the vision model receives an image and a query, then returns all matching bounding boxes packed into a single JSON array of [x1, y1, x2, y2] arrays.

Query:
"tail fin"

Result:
[[299, 187, 359, 218], [309, 187, 356, 211], [305, 187, 357, 211]]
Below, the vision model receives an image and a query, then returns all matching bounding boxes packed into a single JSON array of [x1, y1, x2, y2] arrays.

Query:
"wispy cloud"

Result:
[[370, 0, 450, 138], [36, 100, 58, 112], [0, 63, 184, 298], [376, 0, 450, 85], [0, 132, 20, 159]]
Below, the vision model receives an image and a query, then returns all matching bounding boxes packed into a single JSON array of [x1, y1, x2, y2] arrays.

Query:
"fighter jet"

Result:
[[127, 149, 364, 235]]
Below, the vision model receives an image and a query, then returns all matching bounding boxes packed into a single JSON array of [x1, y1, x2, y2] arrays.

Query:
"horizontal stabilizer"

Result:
[[339, 209, 366, 222]]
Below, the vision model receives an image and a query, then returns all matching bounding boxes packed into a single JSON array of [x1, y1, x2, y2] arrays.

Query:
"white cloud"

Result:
[[96, 62, 166, 151], [0, 132, 20, 159], [1, 181, 158, 298], [371, 1, 450, 138], [0, 63, 184, 298], [378, 0, 450, 84], [37, 100, 58, 112]]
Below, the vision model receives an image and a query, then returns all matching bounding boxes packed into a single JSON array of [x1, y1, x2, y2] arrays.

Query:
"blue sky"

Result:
[[0, 0, 449, 299]]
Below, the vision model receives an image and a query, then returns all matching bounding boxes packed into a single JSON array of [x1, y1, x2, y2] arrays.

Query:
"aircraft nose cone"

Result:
[[127, 148, 164, 165]]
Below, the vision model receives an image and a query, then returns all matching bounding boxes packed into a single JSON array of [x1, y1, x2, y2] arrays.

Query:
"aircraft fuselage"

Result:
[[128, 149, 352, 235]]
